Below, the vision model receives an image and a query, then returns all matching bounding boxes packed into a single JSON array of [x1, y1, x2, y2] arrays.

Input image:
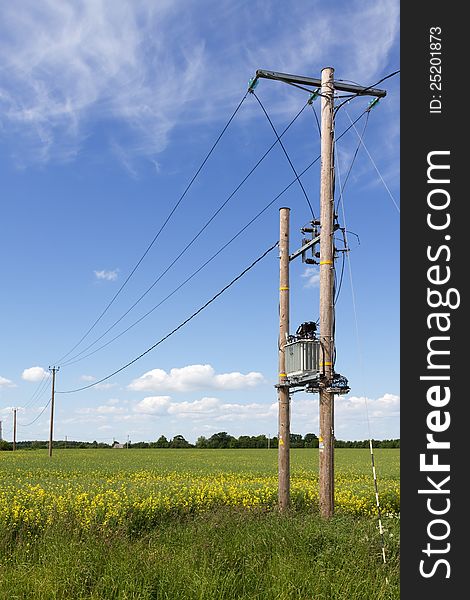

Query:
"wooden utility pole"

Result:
[[278, 207, 290, 511], [13, 409, 17, 451], [48, 366, 59, 458], [318, 67, 336, 518], [0, 419, 2, 441], [253, 66, 386, 519]]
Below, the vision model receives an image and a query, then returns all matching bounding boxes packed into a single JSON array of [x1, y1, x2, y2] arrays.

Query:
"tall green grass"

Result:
[[0, 509, 398, 599]]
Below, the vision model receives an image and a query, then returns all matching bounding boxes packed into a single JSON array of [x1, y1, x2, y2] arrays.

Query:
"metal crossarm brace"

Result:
[[255, 69, 387, 98]]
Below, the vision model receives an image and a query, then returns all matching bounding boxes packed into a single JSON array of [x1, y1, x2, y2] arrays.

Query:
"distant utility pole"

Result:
[[65, 435, 67, 449], [126, 434, 129, 449], [13, 409, 17, 451], [278, 207, 290, 511], [0, 419, 2, 441], [251, 67, 386, 518], [48, 366, 59, 458]]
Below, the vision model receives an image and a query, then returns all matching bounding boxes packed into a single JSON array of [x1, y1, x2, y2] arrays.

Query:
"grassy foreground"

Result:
[[0, 509, 398, 599], [0, 449, 399, 599]]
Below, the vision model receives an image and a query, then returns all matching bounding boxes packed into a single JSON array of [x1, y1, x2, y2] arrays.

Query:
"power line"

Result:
[[59, 107, 373, 367], [17, 398, 52, 428], [22, 373, 50, 410], [56, 91, 250, 365], [57, 241, 279, 394], [252, 92, 316, 220], [344, 109, 400, 213], [334, 69, 400, 115], [60, 100, 310, 367], [335, 111, 371, 212]]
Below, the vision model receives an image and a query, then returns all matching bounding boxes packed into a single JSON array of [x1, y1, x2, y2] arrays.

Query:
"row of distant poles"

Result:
[[255, 67, 386, 518]]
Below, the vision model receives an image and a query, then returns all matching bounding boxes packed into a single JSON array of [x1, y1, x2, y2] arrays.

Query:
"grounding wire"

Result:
[[55, 92, 250, 365], [344, 109, 400, 214], [334, 135, 388, 568], [57, 241, 279, 394], [60, 100, 310, 367], [61, 106, 373, 367], [252, 92, 316, 219]]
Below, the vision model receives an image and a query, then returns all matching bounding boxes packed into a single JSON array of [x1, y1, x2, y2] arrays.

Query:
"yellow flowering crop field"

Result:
[[0, 448, 399, 534]]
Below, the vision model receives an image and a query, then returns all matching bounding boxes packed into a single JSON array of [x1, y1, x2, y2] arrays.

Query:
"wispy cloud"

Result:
[[94, 269, 119, 281], [0, 0, 399, 167], [128, 364, 265, 393], [0, 376, 16, 388], [302, 266, 320, 288]]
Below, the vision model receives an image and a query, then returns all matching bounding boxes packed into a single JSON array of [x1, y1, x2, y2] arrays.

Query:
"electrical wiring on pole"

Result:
[[58, 108, 374, 369], [344, 109, 400, 213], [251, 91, 316, 220]]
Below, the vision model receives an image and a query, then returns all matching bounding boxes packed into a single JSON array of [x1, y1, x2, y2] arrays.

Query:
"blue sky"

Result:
[[0, 0, 399, 444]]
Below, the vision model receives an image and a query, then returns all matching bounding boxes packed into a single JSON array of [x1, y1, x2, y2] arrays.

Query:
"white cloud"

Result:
[[0, 376, 15, 388], [21, 366, 50, 382], [95, 382, 117, 390], [134, 396, 172, 415], [134, 394, 277, 422], [128, 364, 265, 393], [80, 374, 96, 382], [76, 404, 125, 416], [94, 269, 119, 281], [302, 267, 320, 288]]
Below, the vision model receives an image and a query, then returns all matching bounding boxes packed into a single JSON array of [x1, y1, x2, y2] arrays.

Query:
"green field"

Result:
[[0, 449, 399, 599]]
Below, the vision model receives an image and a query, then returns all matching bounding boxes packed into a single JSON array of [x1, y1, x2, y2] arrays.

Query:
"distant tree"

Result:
[[170, 435, 192, 448], [207, 432, 235, 449], [290, 433, 303, 448], [0, 440, 12, 451], [237, 435, 254, 449], [253, 434, 268, 448], [196, 436, 208, 448], [155, 435, 170, 448], [303, 433, 319, 448]]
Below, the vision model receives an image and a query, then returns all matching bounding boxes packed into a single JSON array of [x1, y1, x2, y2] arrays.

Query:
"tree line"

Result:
[[0, 432, 399, 451]]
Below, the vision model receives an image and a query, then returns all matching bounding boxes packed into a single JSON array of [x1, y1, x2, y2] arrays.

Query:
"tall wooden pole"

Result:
[[278, 207, 290, 511], [48, 367, 58, 458], [318, 67, 336, 518], [13, 409, 17, 451]]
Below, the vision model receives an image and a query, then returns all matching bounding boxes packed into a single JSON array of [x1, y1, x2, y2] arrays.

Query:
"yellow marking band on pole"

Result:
[[319, 361, 332, 366], [279, 373, 287, 377], [320, 260, 333, 265], [279, 286, 289, 290]]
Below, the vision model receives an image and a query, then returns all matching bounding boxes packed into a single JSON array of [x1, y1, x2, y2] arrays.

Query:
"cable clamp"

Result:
[[367, 97, 380, 111], [308, 89, 320, 104], [247, 77, 259, 93]]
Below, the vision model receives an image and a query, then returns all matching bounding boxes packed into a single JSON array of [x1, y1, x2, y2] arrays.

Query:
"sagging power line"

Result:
[[60, 98, 312, 368], [60, 106, 373, 369], [57, 241, 279, 394]]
